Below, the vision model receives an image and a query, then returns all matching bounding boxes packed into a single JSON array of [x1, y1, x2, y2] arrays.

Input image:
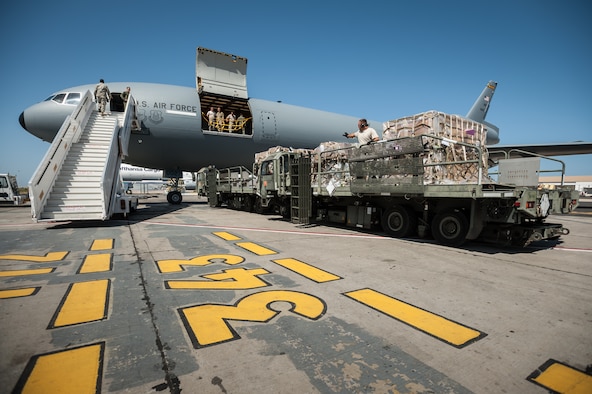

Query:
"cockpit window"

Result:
[[52, 93, 66, 104], [43, 92, 81, 105], [65, 92, 81, 105]]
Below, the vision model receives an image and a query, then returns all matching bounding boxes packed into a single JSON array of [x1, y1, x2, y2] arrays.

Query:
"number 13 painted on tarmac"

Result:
[[179, 290, 326, 348]]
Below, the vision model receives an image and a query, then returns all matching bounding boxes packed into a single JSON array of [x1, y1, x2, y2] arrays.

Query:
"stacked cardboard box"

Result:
[[382, 111, 490, 184], [311, 142, 355, 191], [383, 111, 487, 146], [253, 146, 311, 165]]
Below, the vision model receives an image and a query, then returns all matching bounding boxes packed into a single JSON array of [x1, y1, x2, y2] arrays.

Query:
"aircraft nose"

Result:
[[19, 111, 27, 130]]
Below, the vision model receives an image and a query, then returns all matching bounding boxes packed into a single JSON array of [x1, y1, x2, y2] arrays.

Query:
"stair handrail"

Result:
[[100, 120, 121, 220], [119, 94, 137, 158], [28, 90, 95, 220], [101, 96, 137, 219]]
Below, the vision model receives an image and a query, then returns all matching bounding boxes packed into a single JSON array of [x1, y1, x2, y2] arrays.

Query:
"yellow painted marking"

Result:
[[272, 258, 341, 283], [213, 231, 242, 241], [18, 343, 103, 394], [90, 239, 113, 250], [344, 288, 484, 348], [529, 360, 592, 393], [0, 268, 55, 277], [79, 253, 112, 273], [180, 290, 326, 348], [51, 280, 110, 328], [0, 251, 68, 262], [157, 254, 244, 273], [0, 287, 39, 299], [236, 242, 277, 256], [167, 267, 271, 290]]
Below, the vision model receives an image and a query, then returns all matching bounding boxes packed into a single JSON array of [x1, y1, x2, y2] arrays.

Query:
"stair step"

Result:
[[71, 142, 109, 148], [65, 154, 109, 161], [53, 184, 103, 190], [55, 174, 103, 186], [47, 192, 103, 200], [39, 211, 106, 221], [46, 199, 103, 208], [59, 166, 105, 173]]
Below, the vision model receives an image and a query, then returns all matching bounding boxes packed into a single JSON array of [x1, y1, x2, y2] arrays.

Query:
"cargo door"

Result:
[[196, 47, 248, 99]]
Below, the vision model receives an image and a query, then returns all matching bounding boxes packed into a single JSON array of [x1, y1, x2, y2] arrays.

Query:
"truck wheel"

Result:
[[243, 196, 253, 212], [254, 198, 266, 214], [381, 206, 417, 238], [431, 210, 468, 246], [230, 198, 241, 210], [167, 191, 182, 204], [279, 203, 290, 219]]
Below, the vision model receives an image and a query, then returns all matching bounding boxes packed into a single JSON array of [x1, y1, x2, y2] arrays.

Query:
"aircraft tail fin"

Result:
[[466, 81, 497, 122]]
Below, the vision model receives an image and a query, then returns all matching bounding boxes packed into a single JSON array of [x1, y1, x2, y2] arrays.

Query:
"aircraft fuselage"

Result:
[[19, 82, 369, 172]]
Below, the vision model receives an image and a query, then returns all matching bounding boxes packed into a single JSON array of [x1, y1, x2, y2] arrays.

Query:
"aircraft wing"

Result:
[[487, 142, 592, 160]]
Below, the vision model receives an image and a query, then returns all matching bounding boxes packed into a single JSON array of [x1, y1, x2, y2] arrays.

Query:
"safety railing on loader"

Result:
[[487, 148, 567, 186], [309, 134, 487, 197], [28, 90, 95, 220], [215, 166, 256, 194]]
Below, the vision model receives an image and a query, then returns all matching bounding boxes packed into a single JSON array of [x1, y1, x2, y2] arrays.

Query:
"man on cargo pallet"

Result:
[[343, 118, 380, 145]]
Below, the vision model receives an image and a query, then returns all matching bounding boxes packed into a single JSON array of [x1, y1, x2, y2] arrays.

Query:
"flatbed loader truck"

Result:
[[207, 120, 578, 247]]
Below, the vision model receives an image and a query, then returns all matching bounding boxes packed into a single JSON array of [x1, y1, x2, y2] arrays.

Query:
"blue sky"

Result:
[[1, 0, 590, 185]]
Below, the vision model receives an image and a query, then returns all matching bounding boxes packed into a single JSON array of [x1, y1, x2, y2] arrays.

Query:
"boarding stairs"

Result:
[[29, 90, 137, 221]]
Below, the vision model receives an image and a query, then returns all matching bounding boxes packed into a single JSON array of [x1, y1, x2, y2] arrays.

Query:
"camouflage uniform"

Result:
[[94, 81, 111, 115]]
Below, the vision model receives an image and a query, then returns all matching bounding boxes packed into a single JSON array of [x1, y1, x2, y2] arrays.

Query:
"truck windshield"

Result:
[[261, 161, 274, 175]]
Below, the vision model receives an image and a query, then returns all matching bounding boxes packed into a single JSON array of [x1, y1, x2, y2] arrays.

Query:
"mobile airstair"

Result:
[[29, 90, 138, 222]]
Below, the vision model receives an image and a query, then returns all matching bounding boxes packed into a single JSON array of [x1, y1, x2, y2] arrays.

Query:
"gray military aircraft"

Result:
[[18, 47, 592, 203]]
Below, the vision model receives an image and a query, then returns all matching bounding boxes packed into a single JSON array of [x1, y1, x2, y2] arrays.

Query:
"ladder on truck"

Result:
[[28, 90, 138, 222], [290, 155, 311, 225]]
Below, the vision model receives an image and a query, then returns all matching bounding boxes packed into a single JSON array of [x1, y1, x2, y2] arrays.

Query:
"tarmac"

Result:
[[1, 192, 591, 394]]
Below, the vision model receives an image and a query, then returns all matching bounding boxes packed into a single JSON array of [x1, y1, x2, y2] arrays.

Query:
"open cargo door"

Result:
[[196, 47, 248, 99]]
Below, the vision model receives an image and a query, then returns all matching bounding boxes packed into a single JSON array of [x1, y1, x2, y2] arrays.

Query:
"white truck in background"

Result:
[[0, 173, 28, 205]]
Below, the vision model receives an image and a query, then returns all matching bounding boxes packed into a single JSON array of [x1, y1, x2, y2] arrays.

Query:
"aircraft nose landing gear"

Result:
[[167, 190, 182, 204], [165, 172, 183, 204]]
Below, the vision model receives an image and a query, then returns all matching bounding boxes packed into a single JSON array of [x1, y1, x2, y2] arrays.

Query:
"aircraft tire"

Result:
[[431, 209, 468, 247], [167, 191, 183, 205], [381, 205, 417, 238]]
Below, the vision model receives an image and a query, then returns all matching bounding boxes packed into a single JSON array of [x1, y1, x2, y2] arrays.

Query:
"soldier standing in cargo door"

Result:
[[207, 107, 216, 130], [120, 86, 131, 109], [94, 79, 111, 116], [226, 111, 236, 133], [343, 119, 379, 144], [216, 107, 225, 131]]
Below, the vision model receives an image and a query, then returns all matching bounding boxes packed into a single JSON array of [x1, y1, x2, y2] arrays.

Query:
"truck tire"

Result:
[[431, 210, 468, 246], [243, 196, 254, 212], [254, 198, 267, 214], [381, 205, 417, 238], [279, 202, 290, 219]]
